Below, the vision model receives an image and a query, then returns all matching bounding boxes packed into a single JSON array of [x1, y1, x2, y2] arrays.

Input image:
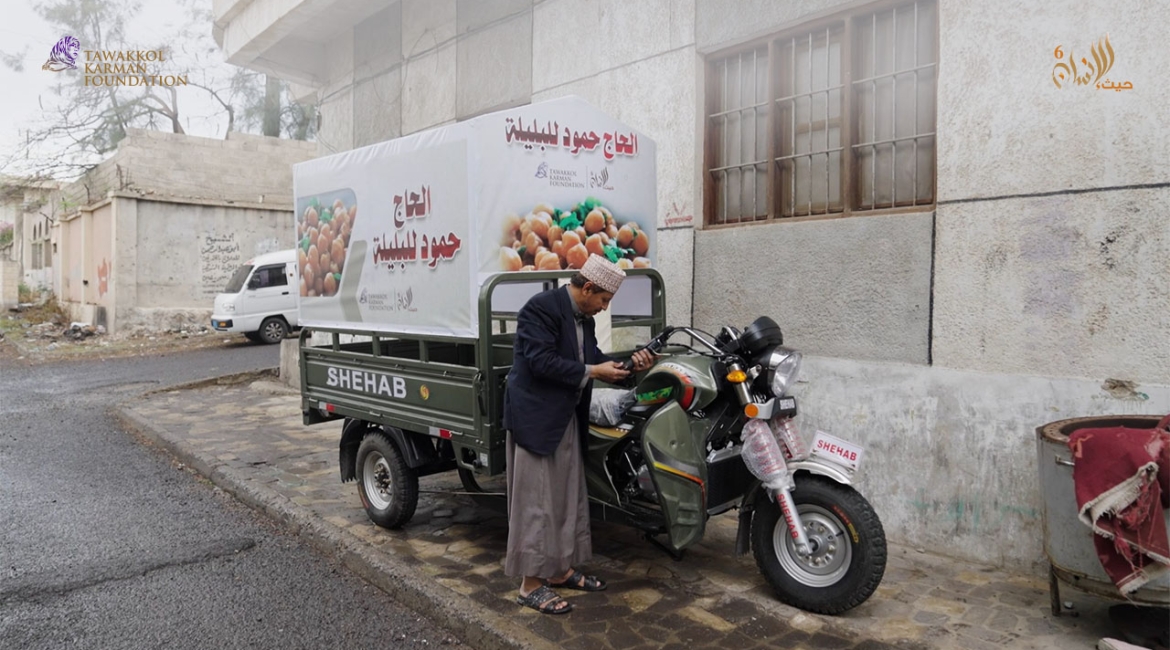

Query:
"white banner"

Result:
[[292, 96, 656, 338]]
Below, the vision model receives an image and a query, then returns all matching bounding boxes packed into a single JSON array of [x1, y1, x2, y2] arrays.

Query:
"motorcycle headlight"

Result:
[[766, 347, 802, 396]]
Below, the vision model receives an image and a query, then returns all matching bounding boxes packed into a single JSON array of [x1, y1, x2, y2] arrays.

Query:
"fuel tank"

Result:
[[633, 352, 720, 413]]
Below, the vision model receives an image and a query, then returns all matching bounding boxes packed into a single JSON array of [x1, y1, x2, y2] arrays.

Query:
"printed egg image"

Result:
[[297, 191, 357, 297], [498, 197, 652, 272]]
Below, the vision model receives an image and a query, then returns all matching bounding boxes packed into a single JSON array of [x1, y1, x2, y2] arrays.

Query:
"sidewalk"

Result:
[[115, 373, 1128, 650]]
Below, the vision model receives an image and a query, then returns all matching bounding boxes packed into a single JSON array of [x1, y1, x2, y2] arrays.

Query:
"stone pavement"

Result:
[[115, 373, 1133, 650]]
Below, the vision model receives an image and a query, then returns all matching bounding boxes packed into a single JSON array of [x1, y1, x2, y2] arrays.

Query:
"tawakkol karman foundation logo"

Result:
[[42, 35, 80, 71], [42, 35, 188, 86]]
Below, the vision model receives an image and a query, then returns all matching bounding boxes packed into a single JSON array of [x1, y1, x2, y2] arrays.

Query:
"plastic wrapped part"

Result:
[[771, 416, 808, 460], [590, 388, 636, 426], [741, 419, 794, 490]]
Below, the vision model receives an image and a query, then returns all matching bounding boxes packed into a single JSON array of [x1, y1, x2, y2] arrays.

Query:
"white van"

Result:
[[210, 249, 300, 344]]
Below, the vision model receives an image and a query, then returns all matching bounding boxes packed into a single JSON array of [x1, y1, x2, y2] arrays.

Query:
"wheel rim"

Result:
[[772, 504, 852, 588], [263, 321, 283, 341], [362, 452, 395, 510]]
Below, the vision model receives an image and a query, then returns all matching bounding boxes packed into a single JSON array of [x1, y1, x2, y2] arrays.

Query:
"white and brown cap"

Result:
[[581, 254, 626, 294]]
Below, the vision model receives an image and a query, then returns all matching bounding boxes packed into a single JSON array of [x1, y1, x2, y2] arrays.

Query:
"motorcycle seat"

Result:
[[588, 425, 629, 440]]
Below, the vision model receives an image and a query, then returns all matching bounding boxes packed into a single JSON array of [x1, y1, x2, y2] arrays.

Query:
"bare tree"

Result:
[[2, 0, 315, 181]]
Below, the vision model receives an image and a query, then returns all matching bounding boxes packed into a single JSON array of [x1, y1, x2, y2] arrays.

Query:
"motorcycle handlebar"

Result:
[[616, 327, 675, 371], [617, 326, 732, 371]]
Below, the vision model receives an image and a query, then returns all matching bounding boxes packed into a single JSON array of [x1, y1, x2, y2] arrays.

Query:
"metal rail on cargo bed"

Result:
[[299, 269, 666, 476]]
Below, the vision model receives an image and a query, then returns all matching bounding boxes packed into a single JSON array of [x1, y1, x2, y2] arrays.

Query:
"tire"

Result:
[[356, 432, 419, 529], [257, 317, 287, 344], [751, 475, 886, 615]]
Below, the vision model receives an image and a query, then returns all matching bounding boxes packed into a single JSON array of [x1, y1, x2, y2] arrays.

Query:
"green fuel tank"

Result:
[[632, 351, 720, 413]]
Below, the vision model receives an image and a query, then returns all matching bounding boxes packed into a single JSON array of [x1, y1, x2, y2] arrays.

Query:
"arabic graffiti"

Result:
[[504, 117, 640, 160], [1052, 36, 1133, 91], [200, 231, 242, 297]]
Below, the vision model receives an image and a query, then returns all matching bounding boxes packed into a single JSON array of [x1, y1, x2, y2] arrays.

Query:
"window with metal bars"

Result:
[[704, 0, 937, 226]]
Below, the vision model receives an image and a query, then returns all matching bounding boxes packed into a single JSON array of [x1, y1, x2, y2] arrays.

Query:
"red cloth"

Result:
[[1068, 416, 1170, 595]]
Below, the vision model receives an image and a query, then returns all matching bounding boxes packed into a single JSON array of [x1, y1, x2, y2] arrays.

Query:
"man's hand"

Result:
[[590, 361, 631, 383], [629, 349, 655, 372]]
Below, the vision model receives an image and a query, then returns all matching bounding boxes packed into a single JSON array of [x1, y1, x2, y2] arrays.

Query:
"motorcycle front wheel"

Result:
[[751, 475, 886, 615]]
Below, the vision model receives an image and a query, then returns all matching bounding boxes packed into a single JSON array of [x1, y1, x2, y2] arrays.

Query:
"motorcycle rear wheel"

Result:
[[751, 475, 886, 615]]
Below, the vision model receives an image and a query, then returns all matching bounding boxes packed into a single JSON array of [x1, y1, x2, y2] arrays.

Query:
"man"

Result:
[[503, 254, 654, 615]]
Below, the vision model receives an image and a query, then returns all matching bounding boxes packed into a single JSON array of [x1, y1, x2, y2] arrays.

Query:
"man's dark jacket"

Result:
[[503, 286, 612, 456]]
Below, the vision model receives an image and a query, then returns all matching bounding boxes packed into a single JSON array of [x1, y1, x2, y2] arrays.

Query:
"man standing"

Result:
[[503, 254, 653, 615]]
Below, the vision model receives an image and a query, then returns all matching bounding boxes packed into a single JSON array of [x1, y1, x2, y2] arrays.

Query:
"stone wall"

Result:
[[57, 129, 317, 210]]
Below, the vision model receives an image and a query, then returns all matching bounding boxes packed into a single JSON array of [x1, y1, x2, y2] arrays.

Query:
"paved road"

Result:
[[0, 345, 461, 649]]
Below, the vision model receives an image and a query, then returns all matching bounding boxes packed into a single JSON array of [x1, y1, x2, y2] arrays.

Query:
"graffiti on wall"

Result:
[[200, 231, 242, 298], [97, 258, 110, 297], [664, 200, 693, 228]]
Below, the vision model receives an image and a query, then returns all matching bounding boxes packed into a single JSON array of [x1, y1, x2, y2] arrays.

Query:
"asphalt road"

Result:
[[0, 344, 461, 649]]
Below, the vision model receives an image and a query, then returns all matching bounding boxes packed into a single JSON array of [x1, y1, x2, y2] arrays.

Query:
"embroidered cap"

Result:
[[581, 254, 626, 294]]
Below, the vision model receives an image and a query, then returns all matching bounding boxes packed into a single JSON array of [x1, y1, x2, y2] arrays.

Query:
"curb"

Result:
[[114, 400, 553, 650], [139, 368, 282, 397]]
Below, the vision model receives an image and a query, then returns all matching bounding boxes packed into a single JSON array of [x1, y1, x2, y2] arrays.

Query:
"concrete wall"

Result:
[[933, 0, 1170, 384], [794, 357, 1169, 568], [58, 129, 317, 210], [113, 198, 294, 332], [48, 130, 316, 333], [0, 258, 18, 309]]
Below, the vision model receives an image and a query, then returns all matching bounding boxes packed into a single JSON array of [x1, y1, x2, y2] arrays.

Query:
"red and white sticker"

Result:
[[810, 431, 864, 472]]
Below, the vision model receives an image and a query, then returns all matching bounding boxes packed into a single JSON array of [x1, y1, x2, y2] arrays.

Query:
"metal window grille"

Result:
[[706, 0, 936, 226], [708, 45, 769, 225]]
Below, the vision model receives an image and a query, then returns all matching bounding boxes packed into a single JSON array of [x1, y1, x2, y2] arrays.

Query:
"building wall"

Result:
[[88, 203, 114, 328], [114, 198, 294, 332], [686, 0, 1170, 570], [49, 130, 315, 333], [58, 129, 317, 209], [0, 184, 57, 291], [221, 0, 1170, 572], [0, 259, 18, 308], [932, 0, 1170, 383]]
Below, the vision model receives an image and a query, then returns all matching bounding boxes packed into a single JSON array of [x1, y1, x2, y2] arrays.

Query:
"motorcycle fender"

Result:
[[643, 401, 707, 551], [733, 462, 852, 556], [787, 458, 855, 486]]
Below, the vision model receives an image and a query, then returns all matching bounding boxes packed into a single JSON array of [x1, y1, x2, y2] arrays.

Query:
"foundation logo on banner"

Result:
[[42, 36, 80, 71]]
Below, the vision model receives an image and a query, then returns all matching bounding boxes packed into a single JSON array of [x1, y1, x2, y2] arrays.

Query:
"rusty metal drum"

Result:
[[1036, 415, 1170, 615]]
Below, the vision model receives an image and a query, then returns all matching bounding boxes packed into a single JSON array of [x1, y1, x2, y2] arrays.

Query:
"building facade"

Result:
[[0, 179, 60, 301], [214, 0, 1170, 571], [47, 129, 317, 333]]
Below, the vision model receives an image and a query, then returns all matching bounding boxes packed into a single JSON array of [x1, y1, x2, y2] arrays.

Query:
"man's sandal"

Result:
[[516, 584, 573, 615], [548, 569, 607, 592]]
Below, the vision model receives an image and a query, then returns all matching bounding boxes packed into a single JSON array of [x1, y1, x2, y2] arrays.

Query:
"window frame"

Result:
[[702, 0, 939, 229]]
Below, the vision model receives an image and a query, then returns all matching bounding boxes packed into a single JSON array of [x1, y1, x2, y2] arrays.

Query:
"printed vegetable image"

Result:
[[499, 197, 650, 272], [297, 195, 356, 297]]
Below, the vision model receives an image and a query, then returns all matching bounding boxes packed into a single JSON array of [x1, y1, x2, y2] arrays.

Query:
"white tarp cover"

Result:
[[293, 96, 657, 337]]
